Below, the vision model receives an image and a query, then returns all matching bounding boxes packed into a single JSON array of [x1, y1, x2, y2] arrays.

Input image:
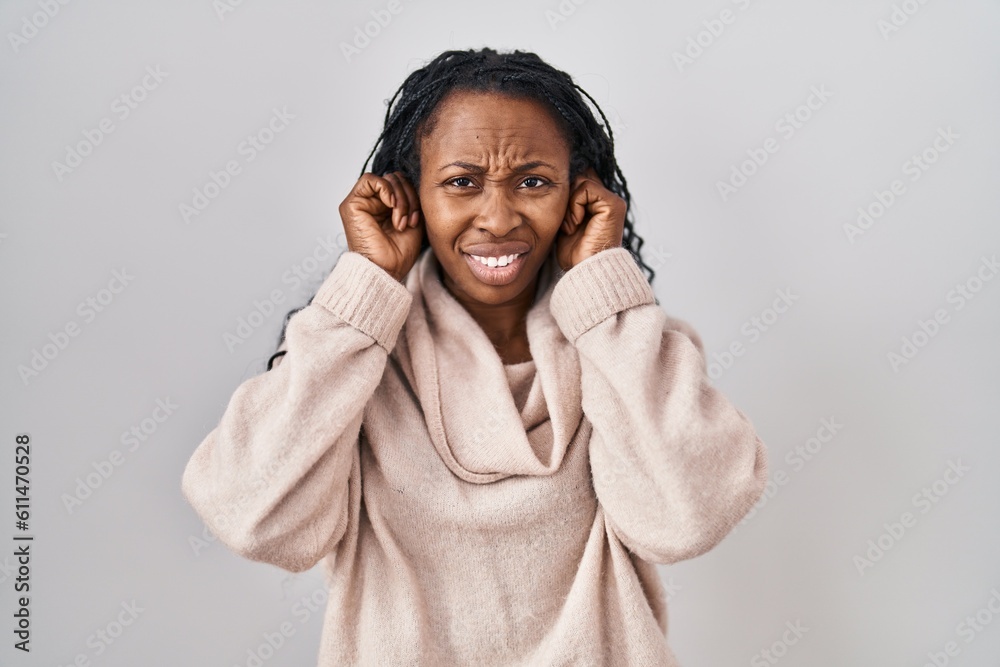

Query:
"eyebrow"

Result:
[[438, 160, 558, 173]]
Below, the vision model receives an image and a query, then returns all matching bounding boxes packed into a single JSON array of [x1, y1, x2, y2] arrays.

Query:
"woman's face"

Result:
[[417, 89, 573, 307]]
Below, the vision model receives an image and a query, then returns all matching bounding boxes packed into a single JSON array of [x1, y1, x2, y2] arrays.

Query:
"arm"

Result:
[[181, 251, 412, 572], [549, 247, 768, 565]]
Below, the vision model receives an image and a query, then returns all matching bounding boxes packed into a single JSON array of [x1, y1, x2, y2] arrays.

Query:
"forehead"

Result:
[[420, 90, 571, 160]]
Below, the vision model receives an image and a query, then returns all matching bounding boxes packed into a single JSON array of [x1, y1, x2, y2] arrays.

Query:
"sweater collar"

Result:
[[396, 246, 583, 484]]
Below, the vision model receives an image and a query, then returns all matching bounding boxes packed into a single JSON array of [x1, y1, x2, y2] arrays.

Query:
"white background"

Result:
[[2, 0, 999, 665]]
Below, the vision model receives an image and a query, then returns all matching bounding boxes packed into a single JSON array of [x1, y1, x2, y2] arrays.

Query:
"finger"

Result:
[[394, 172, 421, 228], [382, 173, 406, 230], [562, 202, 575, 235], [392, 171, 421, 229], [562, 211, 577, 235], [565, 184, 591, 232], [357, 174, 395, 212], [392, 171, 413, 222], [562, 184, 579, 233], [382, 172, 401, 230], [389, 172, 414, 231]]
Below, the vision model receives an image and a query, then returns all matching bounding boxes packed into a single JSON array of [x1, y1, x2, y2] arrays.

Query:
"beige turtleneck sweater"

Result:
[[181, 245, 768, 666]]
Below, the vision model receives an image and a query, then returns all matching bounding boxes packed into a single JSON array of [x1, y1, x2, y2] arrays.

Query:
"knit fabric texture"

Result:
[[181, 245, 769, 666]]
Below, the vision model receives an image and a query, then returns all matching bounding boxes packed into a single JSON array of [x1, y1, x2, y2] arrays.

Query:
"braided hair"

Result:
[[268, 47, 654, 371]]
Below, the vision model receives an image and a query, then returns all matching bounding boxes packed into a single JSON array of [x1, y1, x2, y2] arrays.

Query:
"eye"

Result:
[[520, 176, 548, 188], [447, 176, 475, 188]]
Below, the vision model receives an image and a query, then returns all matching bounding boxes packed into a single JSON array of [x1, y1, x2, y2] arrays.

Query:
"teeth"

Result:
[[470, 253, 521, 267]]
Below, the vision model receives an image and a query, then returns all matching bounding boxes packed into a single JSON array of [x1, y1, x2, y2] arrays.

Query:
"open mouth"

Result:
[[463, 251, 528, 286]]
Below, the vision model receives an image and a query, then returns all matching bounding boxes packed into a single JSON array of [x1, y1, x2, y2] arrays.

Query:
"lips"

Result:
[[462, 250, 529, 286]]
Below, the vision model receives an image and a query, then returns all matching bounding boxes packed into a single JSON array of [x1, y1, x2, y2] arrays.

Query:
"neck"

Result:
[[441, 266, 542, 365]]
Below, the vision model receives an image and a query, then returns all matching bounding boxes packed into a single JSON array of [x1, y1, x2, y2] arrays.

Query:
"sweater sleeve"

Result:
[[549, 247, 768, 565], [181, 251, 412, 572]]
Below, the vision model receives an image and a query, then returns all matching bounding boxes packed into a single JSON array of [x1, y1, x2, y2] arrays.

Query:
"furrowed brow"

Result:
[[438, 160, 558, 173]]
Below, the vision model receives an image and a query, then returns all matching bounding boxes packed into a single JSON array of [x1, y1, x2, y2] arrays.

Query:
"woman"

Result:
[[182, 47, 768, 666]]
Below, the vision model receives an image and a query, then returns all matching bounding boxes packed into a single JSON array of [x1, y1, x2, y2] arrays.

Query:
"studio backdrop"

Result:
[[2, 0, 999, 665]]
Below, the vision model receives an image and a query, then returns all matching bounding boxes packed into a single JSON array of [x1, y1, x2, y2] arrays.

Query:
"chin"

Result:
[[448, 252, 541, 305]]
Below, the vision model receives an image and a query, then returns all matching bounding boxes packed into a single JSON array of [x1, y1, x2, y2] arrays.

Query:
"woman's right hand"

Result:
[[339, 171, 425, 282]]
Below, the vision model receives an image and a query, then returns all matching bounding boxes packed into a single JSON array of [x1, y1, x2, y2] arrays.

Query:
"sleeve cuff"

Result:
[[311, 251, 413, 352], [549, 247, 655, 342]]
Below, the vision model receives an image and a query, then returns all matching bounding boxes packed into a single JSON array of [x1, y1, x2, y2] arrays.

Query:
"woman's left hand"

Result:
[[556, 166, 626, 272]]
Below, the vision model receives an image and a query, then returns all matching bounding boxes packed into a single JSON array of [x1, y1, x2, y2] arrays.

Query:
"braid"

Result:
[[271, 47, 657, 361]]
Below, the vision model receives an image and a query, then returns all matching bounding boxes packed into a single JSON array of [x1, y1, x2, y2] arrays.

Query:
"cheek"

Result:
[[540, 196, 570, 230], [420, 198, 468, 236], [421, 207, 461, 241], [420, 213, 460, 255]]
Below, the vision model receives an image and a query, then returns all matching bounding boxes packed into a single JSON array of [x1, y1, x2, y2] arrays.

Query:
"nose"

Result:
[[473, 184, 521, 237]]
